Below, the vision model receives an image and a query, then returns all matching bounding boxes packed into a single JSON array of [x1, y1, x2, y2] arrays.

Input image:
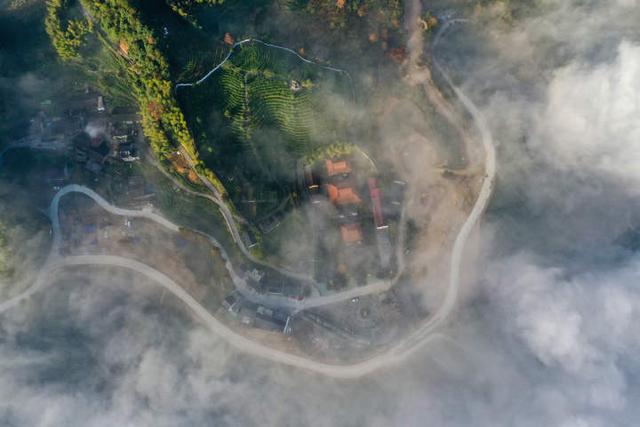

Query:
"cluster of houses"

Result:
[[74, 97, 141, 174], [305, 158, 366, 246], [299, 155, 409, 279]]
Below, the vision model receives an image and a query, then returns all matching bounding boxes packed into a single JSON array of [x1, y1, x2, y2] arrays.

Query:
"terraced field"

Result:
[[179, 42, 352, 221], [217, 45, 320, 164], [249, 76, 314, 149]]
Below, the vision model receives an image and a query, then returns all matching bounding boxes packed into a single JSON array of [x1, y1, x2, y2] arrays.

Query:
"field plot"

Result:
[[178, 43, 354, 222]]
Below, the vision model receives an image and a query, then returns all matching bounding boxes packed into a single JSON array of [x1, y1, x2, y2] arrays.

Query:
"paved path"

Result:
[[146, 149, 401, 308], [388, 17, 496, 355], [0, 19, 496, 378], [9, 253, 445, 378], [48, 183, 396, 311]]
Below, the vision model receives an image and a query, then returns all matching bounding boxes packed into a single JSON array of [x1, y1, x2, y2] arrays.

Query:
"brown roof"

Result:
[[325, 159, 351, 177], [340, 224, 363, 244], [119, 40, 129, 56], [327, 184, 361, 205]]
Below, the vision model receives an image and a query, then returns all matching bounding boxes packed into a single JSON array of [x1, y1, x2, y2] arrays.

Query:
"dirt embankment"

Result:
[[382, 0, 485, 310]]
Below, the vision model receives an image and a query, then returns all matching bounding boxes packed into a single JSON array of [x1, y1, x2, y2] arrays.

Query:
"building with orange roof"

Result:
[[325, 159, 352, 177], [326, 184, 361, 205], [340, 223, 363, 244]]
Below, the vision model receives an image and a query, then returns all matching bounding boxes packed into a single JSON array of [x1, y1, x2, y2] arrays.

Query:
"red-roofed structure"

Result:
[[340, 223, 363, 244], [325, 159, 352, 177], [327, 184, 361, 205]]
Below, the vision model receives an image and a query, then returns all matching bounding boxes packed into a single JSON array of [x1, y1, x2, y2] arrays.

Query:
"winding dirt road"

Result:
[[0, 20, 496, 378]]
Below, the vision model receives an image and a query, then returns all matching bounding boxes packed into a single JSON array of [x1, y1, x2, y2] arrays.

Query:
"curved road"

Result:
[[49, 184, 395, 312], [389, 19, 496, 355], [145, 150, 323, 288], [4, 253, 447, 378], [175, 38, 354, 96], [145, 146, 405, 308], [0, 21, 496, 378]]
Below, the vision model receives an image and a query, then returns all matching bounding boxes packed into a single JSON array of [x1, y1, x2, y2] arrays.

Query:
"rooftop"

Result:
[[327, 184, 361, 205], [340, 223, 363, 244], [325, 159, 352, 177]]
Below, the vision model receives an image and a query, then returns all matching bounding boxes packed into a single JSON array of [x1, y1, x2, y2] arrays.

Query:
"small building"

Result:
[[326, 184, 361, 205], [119, 40, 129, 56], [119, 143, 140, 162], [241, 230, 258, 249], [254, 305, 291, 334], [340, 223, 363, 245], [223, 293, 241, 314], [325, 159, 351, 177], [247, 269, 264, 283], [290, 80, 301, 92], [111, 133, 128, 145]]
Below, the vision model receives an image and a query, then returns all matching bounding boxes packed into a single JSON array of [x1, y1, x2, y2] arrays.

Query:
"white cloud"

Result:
[[3, 1, 640, 426], [534, 42, 640, 185]]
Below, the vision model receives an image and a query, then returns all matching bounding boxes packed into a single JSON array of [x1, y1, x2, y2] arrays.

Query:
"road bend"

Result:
[[0, 19, 495, 378]]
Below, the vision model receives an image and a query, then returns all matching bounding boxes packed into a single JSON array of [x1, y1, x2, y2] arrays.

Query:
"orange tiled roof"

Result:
[[327, 184, 361, 205], [326, 159, 352, 177], [340, 223, 363, 244]]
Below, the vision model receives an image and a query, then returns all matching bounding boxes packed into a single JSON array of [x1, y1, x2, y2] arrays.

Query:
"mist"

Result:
[[2, 0, 640, 426]]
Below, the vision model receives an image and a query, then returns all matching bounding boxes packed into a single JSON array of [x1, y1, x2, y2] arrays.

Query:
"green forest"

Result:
[[44, 0, 227, 195], [40, 0, 406, 214]]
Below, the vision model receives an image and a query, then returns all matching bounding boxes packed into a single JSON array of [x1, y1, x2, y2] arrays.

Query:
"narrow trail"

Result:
[[175, 38, 355, 101], [0, 20, 496, 379], [144, 149, 321, 288]]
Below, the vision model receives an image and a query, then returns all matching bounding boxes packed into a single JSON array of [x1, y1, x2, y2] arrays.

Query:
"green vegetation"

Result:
[[78, 1, 190, 152], [249, 76, 314, 143], [165, 0, 223, 23], [88, 45, 137, 108], [303, 141, 354, 164], [44, 0, 227, 195], [171, 28, 360, 224], [45, 0, 93, 61], [180, 42, 354, 220], [132, 160, 244, 265], [293, 0, 402, 29], [41, 0, 363, 225], [218, 45, 317, 160]]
